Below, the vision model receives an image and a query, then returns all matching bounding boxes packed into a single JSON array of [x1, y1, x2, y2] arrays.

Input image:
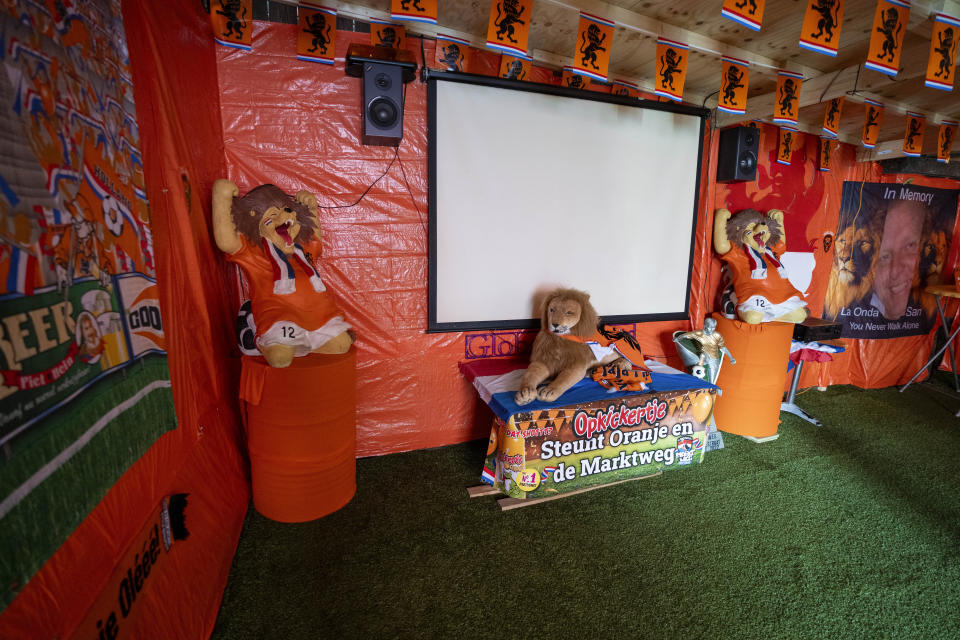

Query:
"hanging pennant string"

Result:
[[542, 0, 785, 73]]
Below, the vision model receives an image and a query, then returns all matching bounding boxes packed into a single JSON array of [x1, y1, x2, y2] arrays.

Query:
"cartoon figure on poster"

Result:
[[673, 317, 736, 384], [211, 179, 353, 368], [713, 208, 809, 324], [823, 183, 958, 338], [514, 287, 647, 406]]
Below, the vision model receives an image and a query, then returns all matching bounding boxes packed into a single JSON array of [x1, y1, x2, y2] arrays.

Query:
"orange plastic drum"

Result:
[[240, 347, 357, 522], [712, 315, 793, 440]]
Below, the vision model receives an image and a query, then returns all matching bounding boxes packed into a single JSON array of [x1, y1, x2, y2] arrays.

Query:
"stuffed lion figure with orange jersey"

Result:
[[515, 288, 647, 406], [212, 179, 353, 368]]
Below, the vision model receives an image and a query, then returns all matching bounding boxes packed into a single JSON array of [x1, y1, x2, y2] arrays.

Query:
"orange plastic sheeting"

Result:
[[712, 315, 794, 439], [216, 25, 713, 456], [0, 2, 250, 638], [243, 349, 358, 522], [713, 124, 960, 390]]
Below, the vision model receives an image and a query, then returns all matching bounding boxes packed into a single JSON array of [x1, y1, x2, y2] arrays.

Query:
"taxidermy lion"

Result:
[[823, 222, 879, 320], [212, 179, 353, 368], [714, 208, 808, 324], [515, 288, 646, 406]]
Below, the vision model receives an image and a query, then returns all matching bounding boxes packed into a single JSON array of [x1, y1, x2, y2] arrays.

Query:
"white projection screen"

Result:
[[427, 73, 707, 331]]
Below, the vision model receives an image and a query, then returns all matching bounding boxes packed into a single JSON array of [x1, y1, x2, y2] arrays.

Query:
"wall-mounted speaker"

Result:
[[346, 44, 417, 147], [716, 126, 759, 182]]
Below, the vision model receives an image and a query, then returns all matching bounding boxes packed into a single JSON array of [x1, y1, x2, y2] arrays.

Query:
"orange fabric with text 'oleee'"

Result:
[[243, 349, 357, 523], [712, 315, 793, 439]]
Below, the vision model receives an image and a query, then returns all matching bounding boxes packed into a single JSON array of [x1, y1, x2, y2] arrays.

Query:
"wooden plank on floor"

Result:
[[467, 485, 501, 498], [496, 471, 663, 511]]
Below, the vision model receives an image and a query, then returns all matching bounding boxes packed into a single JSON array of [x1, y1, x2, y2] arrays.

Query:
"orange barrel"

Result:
[[240, 347, 357, 522], [712, 314, 793, 440]]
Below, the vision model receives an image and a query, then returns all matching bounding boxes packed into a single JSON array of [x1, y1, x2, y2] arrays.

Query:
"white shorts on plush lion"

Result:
[[515, 288, 647, 406]]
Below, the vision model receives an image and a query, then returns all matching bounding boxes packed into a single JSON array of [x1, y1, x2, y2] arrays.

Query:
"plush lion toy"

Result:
[[515, 288, 647, 406], [714, 208, 808, 324], [212, 179, 353, 368]]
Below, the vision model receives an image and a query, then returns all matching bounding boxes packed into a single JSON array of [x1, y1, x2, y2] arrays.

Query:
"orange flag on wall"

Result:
[[777, 127, 798, 165], [611, 80, 641, 98], [391, 0, 438, 25], [211, 0, 252, 50], [371, 19, 405, 49], [571, 13, 615, 82], [655, 38, 688, 102], [773, 70, 803, 126], [499, 53, 531, 80], [799, 0, 844, 56], [925, 13, 960, 91], [721, 0, 764, 31], [297, 3, 336, 65], [938, 120, 957, 162], [865, 0, 910, 76], [562, 67, 588, 89], [862, 98, 884, 148], [436, 34, 470, 71], [903, 112, 925, 156], [819, 137, 835, 172], [718, 56, 749, 115], [486, 0, 532, 57], [777, 127, 800, 164], [822, 96, 844, 137]]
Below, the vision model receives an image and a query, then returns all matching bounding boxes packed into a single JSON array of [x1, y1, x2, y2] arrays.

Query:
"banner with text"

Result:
[[481, 388, 715, 499], [822, 182, 958, 339]]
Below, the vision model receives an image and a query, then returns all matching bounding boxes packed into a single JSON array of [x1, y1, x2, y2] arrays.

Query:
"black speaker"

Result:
[[716, 126, 759, 182], [346, 44, 417, 147]]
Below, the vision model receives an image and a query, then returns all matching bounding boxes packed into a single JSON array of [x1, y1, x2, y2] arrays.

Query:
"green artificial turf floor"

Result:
[[212, 378, 960, 640]]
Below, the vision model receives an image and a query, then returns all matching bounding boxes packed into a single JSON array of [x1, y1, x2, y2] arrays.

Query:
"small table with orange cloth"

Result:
[[901, 284, 960, 396]]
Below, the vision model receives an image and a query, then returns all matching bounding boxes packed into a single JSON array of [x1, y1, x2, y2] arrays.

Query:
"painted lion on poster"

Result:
[[823, 222, 879, 320], [515, 288, 645, 405]]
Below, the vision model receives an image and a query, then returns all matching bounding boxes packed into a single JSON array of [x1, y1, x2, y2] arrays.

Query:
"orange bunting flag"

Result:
[[925, 13, 960, 91], [499, 53, 532, 80], [486, 0, 533, 57], [371, 19, 405, 49], [903, 112, 925, 157], [938, 120, 957, 162], [773, 70, 803, 126], [611, 80, 641, 98], [655, 38, 688, 102], [721, 0, 765, 31], [718, 56, 749, 115], [562, 67, 588, 89], [777, 127, 798, 165], [211, 0, 252, 50], [862, 98, 884, 148], [822, 96, 844, 137], [819, 137, 835, 172], [297, 3, 336, 65], [865, 0, 910, 76], [571, 13, 615, 82], [436, 34, 470, 71], [391, 0, 438, 25], [799, 0, 844, 56]]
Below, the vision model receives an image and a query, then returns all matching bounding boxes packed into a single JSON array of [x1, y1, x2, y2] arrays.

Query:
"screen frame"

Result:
[[426, 69, 709, 333]]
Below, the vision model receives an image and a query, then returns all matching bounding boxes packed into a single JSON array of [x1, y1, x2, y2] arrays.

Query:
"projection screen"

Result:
[[428, 73, 707, 332]]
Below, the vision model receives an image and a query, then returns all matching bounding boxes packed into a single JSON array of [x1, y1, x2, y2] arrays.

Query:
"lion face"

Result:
[[545, 297, 582, 335], [833, 224, 876, 287], [921, 230, 947, 277], [259, 205, 303, 254], [742, 221, 771, 253]]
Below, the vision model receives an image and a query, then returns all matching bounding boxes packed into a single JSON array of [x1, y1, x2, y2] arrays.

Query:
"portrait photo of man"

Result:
[[869, 199, 925, 321]]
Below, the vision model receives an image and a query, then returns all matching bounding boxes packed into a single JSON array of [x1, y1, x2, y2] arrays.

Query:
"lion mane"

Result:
[[725, 208, 784, 248], [230, 183, 318, 243]]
